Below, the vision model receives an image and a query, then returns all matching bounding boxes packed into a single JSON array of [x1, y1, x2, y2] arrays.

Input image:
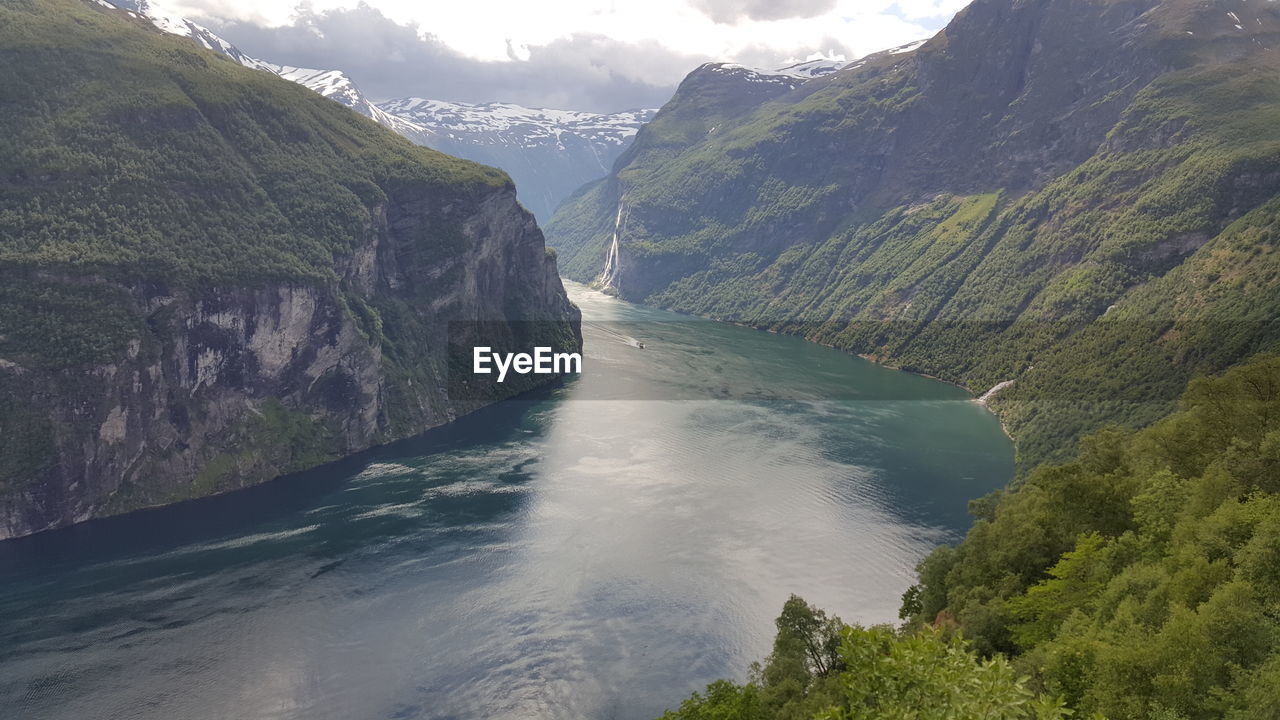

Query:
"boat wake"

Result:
[[582, 320, 644, 349]]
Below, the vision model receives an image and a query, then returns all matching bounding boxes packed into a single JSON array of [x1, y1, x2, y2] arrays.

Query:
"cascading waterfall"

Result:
[[593, 196, 626, 294]]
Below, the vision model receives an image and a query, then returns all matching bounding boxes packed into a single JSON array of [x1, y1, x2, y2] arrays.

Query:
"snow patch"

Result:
[[706, 35, 931, 87], [376, 98, 656, 151], [888, 39, 929, 55], [103, 1, 425, 136]]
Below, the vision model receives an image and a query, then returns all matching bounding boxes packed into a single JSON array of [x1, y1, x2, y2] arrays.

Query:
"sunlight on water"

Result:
[[0, 281, 1012, 720]]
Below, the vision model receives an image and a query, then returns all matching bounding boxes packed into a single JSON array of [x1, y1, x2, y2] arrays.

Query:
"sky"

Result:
[[176, 0, 972, 112]]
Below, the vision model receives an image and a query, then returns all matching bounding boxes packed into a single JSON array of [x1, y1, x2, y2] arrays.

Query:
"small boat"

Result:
[[637, 342, 646, 349]]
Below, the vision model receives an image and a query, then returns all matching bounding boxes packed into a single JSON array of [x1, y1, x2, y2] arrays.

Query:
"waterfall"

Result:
[[594, 197, 625, 294]]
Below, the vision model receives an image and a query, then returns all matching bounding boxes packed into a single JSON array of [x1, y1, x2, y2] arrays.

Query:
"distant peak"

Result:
[[701, 36, 933, 86], [374, 97, 658, 150]]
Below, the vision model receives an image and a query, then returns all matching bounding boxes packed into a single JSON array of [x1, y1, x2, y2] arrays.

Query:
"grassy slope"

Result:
[[0, 0, 507, 370], [0, 0, 504, 282], [548, 0, 1280, 466]]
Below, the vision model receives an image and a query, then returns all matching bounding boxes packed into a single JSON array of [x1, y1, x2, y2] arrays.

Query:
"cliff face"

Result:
[[546, 0, 1280, 465], [0, 0, 579, 539]]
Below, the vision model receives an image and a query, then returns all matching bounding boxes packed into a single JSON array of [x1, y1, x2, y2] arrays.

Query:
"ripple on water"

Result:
[[0, 281, 1012, 720]]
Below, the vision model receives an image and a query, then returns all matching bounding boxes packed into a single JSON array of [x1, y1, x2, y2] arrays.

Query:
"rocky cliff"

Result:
[[0, 0, 579, 539]]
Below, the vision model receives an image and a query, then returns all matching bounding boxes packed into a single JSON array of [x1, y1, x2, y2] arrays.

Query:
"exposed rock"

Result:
[[0, 184, 578, 541]]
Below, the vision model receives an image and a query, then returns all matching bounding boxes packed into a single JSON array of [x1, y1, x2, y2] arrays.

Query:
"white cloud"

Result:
[[171, 0, 969, 65], [889, 0, 973, 21]]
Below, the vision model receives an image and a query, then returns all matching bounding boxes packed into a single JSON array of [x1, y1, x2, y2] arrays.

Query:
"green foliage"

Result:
[[0, 0, 508, 367], [0, 378, 55, 491], [669, 358, 1280, 720], [547, 1, 1280, 469], [660, 597, 1067, 720], [662, 680, 765, 720], [245, 398, 340, 473], [0, 274, 140, 368], [751, 596, 846, 719], [0, 0, 580, 528], [108, 397, 340, 508], [901, 356, 1280, 719], [819, 626, 1067, 720]]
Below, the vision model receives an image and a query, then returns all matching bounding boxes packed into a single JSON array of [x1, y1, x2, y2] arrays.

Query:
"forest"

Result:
[[662, 355, 1280, 719], [547, 0, 1280, 471]]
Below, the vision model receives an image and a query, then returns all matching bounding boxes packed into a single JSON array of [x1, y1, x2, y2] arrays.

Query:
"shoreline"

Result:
[[566, 280, 1019, 444]]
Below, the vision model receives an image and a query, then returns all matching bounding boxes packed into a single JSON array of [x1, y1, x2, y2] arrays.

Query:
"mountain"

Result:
[[260, 65, 424, 136], [98, 0, 276, 71], [546, 0, 1280, 467], [739, 43, 927, 81], [376, 99, 656, 222], [0, 0, 580, 540], [105, 0, 654, 222], [105, 0, 422, 133], [771, 56, 850, 80]]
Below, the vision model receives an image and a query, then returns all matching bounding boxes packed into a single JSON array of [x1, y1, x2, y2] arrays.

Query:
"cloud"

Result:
[[889, 0, 974, 22], [208, 5, 705, 112], [691, 0, 837, 25], [729, 37, 855, 69], [181, 1, 969, 112]]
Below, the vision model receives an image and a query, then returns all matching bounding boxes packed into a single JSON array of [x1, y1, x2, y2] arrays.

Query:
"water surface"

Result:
[[0, 282, 1013, 720]]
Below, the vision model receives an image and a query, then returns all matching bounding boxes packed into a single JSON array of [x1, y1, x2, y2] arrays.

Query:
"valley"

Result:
[[547, 0, 1280, 468], [3, 0, 1280, 718]]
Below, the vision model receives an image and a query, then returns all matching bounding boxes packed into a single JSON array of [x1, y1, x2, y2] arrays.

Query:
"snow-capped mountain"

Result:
[[376, 99, 656, 220], [97, 0, 879, 221], [702, 63, 808, 91], [103, 1, 416, 133], [100, 0, 652, 220], [96, 0, 274, 71], [772, 57, 848, 80], [700, 59, 848, 92], [378, 99, 654, 152], [265, 66, 423, 136], [708, 41, 931, 86]]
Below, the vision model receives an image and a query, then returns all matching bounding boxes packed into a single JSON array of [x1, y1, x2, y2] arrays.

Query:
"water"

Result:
[[0, 282, 1013, 720]]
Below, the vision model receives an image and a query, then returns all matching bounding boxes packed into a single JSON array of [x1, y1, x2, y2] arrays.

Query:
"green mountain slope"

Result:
[[899, 354, 1280, 719], [547, 0, 1280, 466], [0, 0, 579, 539], [661, 355, 1280, 720]]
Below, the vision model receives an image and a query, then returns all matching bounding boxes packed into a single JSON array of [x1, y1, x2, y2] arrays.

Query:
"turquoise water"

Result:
[[0, 281, 1012, 720]]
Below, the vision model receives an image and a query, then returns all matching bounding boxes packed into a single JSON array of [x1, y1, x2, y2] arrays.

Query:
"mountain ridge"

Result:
[[546, 0, 1280, 467], [104, 0, 436, 134], [375, 97, 658, 221], [103, 0, 659, 221]]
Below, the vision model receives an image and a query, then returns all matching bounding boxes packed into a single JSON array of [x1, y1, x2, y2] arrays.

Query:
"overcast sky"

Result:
[[176, 0, 971, 113]]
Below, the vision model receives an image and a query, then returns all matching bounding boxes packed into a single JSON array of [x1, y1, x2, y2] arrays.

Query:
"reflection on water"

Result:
[[0, 282, 1012, 720]]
